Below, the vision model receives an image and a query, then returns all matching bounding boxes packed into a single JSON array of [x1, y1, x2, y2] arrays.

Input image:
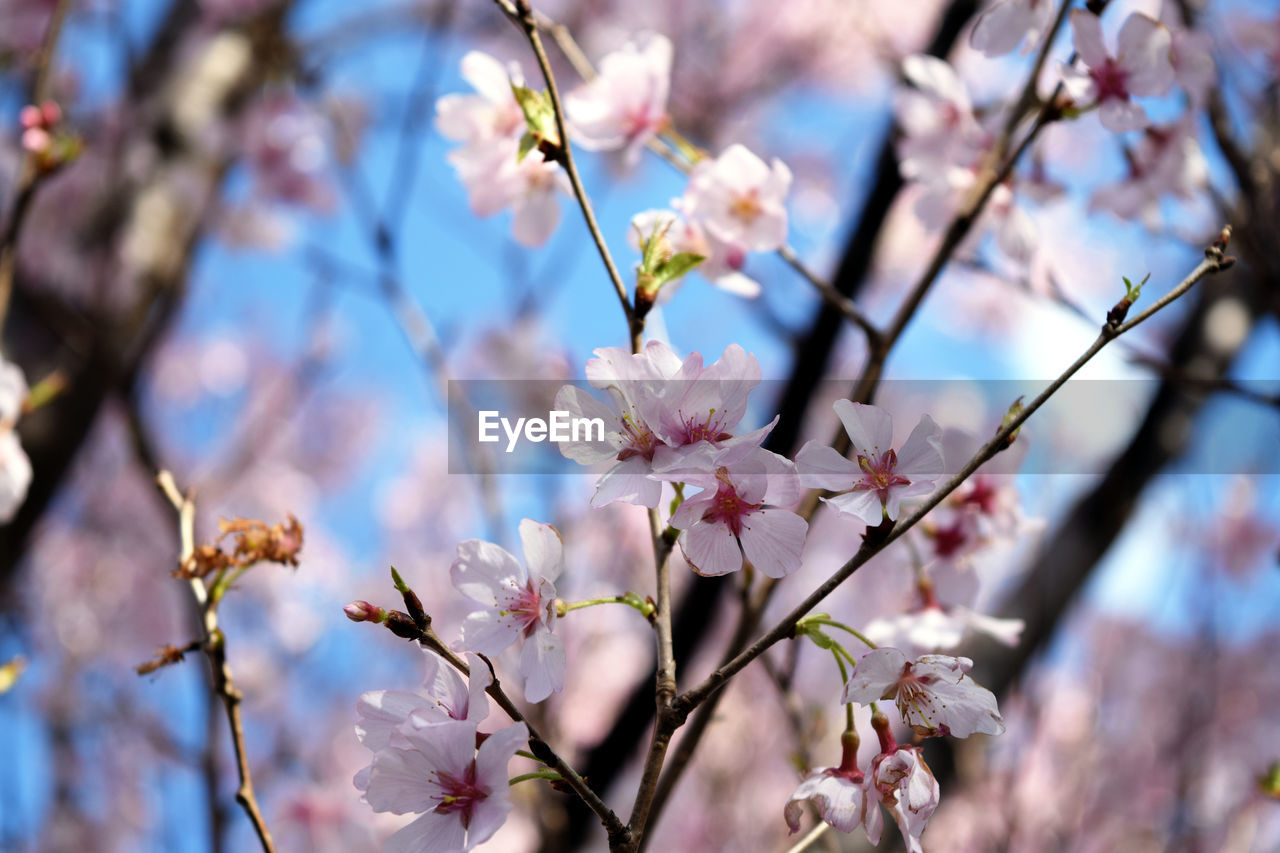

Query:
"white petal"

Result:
[[519, 628, 566, 703], [833, 400, 894, 457], [1070, 9, 1108, 69], [737, 509, 807, 579]]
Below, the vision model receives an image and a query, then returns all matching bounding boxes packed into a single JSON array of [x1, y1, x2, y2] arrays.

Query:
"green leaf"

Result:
[[653, 252, 705, 286], [516, 131, 537, 163]]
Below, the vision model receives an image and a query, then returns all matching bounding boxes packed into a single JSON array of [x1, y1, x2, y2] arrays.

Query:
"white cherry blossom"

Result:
[[842, 648, 1005, 737]]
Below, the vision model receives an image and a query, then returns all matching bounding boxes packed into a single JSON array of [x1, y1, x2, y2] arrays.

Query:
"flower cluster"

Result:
[[786, 646, 1005, 850]]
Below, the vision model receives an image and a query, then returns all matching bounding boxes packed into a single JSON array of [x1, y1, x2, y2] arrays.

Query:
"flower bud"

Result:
[[343, 600, 385, 623]]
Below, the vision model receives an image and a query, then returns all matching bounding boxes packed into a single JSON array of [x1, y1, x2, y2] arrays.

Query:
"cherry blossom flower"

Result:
[[436, 52, 567, 247], [629, 209, 760, 297], [1160, 2, 1216, 106], [554, 341, 770, 507], [894, 56, 1039, 261], [354, 650, 491, 756], [1061, 10, 1176, 133], [636, 342, 766, 452], [680, 144, 792, 252], [0, 356, 31, 524], [655, 443, 806, 578], [241, 93, 335, 211], [871, 747, 940, 853], [970, 0, 1055, 57], [784, 736, 884, 842], [1090, 118, 1207, 226], [841, 648, 1005, 737], [795, 401, 943, 526], [450, 519, 565, 703], [863, 601, 1024, 653], [566, 33, 672, 163], [362, 719, 527, 853], [446, 140, 567, 248], [554, 340, 683, 508], [435, 51, 527, 148]]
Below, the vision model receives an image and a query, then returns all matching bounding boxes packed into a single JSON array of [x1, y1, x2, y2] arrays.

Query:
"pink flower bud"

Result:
[[343, 600, 384, 623], [39, 100, 62, 127]]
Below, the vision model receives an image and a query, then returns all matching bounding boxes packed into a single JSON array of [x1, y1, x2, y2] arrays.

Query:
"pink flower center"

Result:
[[932, 521, 968, 558], [961, 476, 998, 515], [616, 413, 661, 462], [431, 760, 488, 828], [1090, 58, 1130, 102], [675, 408, 733, 446], [498, 581, 545, 637], [700, 466, 762, 537], [852, 449, 910, 502]]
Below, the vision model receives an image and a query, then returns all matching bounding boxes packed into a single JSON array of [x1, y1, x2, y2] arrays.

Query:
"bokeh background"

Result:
[[0, 0, 1277, 850]]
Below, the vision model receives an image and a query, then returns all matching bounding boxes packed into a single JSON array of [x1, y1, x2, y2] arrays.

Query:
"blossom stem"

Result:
[[557, 593, 655, 619], [805, 616, 878, 650], [831, 650, 855, 732], [510, 770, 564, 786], [496, 0, 640, 350], [674, 246, 1233, 717], [154, 472, 278, 853]]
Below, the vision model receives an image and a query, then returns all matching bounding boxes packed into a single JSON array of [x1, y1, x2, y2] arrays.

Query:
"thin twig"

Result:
[[155, 471, 278, 853], [0, 0, 73, 332], [529, 6, 880, 342], [673, 249, 1231, 715], [405, 620, 632, 847], [783, 820, 830, 853], [498, 0, 638, 348]]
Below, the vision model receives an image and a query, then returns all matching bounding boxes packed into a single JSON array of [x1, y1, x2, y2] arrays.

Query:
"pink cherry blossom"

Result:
[[680, 144, 792, 252], [446, 141, 567, 248], [636, 342, 765, 451], [1061, 10, 1176, 133], [629, 209, 760, 297], [554, 340, 684, 508], [436, 51, 567, 247], [362, 719, 527, 853], [970, 0, 1055, 57], [656, 443, 807, 578], [841, 648, 1005, 737], [241, 93, 336, 211], [864, 603, 1025, 653], [871, 746, 940, 853], [555, 341, 770, 507], [450, 519, 565, 703], [894, 56, 1039, 262], [566, 33, 671, 164], [434, 51, 527, 148], [795, 401, 943, 526], [1090, 118, 1207, 226], [354, 650, 491, 756]]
